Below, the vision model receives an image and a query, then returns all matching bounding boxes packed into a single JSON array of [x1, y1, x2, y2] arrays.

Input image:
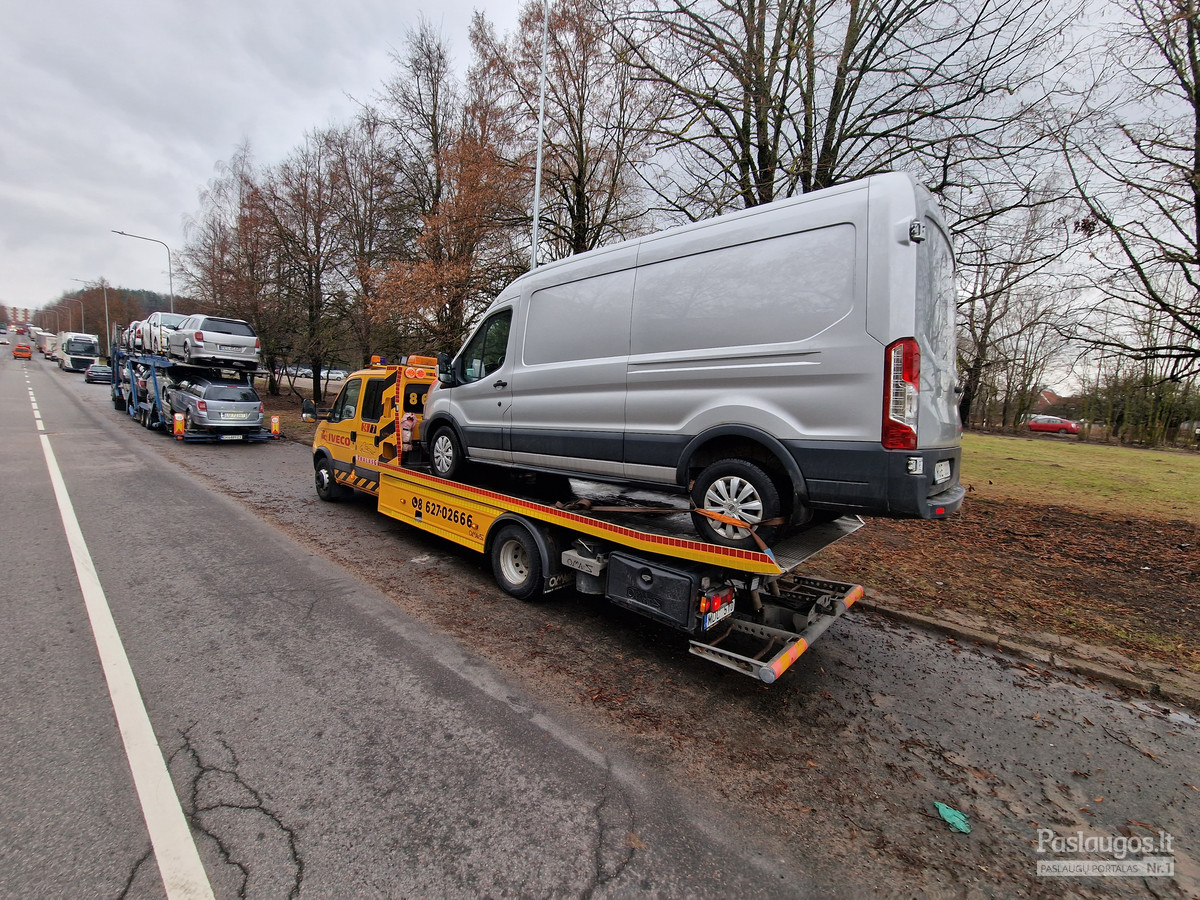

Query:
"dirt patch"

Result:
[[797, 497, 1200, 673]]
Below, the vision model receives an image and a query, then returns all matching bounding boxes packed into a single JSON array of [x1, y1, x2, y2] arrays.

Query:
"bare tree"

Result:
[[260, 130, 345, 401], [181, 144, 291, 392], [377, 20, 527, 354], [616, 0, 1082, 216], [472, 0, 663, 261], [951, 177, 1089, 425], [1062, 0, 1200, 380], [327, 112, 407, 367]]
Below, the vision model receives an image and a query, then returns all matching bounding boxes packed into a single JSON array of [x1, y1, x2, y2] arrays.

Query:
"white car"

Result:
[[145, 311, 189, 354]]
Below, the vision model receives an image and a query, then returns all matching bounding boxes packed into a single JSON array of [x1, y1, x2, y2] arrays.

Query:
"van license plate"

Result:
[[218, 344, 240, 351], [934, 460, 951, 483], [219, 434, 244, 441], [703, 602, 735, 630]]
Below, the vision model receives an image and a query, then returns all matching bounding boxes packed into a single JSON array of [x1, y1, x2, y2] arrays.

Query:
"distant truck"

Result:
[[35, 330, 57, 358], [56, 331, 101, 372]]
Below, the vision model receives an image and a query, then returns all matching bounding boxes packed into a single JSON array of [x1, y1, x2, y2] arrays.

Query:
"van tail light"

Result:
[[255, 338, 261, 350], [258, 402, 264, 413], [194, 331, 205, 342], [882, 338, 919, 450], [197, 400, 207, 413]]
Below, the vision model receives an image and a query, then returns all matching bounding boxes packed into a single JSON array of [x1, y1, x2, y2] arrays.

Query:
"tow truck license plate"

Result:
[[934, 460, 951, 483], [219, 434, 244, 441], [703, 602, 734, 630]]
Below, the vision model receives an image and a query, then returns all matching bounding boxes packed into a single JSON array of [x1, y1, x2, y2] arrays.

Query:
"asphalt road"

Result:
[[1, 354, 829, 898], [3, 350, 1198, 900]]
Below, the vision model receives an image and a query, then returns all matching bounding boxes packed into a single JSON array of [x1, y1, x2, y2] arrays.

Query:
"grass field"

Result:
[[959, 432, 1200, 526]]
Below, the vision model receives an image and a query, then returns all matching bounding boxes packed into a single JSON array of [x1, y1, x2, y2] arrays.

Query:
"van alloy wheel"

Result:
[[430, 427, 465, 480], [690, 459, 783, 550]]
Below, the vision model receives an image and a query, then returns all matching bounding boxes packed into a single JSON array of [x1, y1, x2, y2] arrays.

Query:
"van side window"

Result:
[[330, 378, 362, 422], [460, 311, 512, 384], [361, 378, 386, 423], [524, 270, 634, 364], [631, 224, 856, 353]]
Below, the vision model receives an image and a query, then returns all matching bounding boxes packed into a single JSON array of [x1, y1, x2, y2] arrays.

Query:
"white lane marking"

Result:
[[37, 434, 215, 900]]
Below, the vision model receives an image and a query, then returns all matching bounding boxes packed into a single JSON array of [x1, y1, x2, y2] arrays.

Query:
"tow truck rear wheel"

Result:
[[315, 458, 349, 502], [490, 523, 543, 601]]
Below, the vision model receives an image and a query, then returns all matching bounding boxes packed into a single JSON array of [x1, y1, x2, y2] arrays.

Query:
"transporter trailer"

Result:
[[109, 338, 281, 444], [305, 358, 866, 684]]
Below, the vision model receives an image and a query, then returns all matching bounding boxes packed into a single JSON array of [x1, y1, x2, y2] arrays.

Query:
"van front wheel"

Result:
[[430, 426, 465, 480], [690, 460, 783, 550]]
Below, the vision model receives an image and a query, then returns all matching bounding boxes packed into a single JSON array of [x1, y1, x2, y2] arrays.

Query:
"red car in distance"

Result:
[[1027, 414, 1079, 435]]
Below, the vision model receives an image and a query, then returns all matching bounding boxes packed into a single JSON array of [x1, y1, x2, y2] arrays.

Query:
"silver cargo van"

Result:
[[423, 172, 964, 549]]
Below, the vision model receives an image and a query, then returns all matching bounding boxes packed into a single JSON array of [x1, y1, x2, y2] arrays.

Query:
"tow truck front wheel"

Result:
[[315, 458, 349, 502], [490, 523, 543, 601]]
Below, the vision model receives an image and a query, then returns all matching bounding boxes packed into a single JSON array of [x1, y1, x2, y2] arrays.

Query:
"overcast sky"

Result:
[[0, 0, 518, 323]]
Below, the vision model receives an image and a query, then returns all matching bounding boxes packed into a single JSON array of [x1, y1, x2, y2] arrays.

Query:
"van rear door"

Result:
[[914, 215, 961, 449]]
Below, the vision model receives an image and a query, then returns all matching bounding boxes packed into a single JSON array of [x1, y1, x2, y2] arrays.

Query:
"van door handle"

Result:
[[493, 380, 508, 389]]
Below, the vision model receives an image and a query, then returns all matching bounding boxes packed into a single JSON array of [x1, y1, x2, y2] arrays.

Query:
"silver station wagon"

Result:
[[168, 377, 264, 434], [168, 315, 261, 370]]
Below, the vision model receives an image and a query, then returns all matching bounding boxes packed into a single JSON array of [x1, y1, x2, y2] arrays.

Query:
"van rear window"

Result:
[[631, 224, 855, 354], [205, 385, 259, 402], [202, 319, 255, 337]]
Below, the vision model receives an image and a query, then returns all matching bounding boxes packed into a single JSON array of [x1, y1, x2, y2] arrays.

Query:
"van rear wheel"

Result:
[[690, 460, 783, 550]]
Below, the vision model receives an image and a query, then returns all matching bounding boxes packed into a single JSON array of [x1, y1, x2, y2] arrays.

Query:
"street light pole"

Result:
[[65, 297, 85, 333], [530, 0, 550, 270], [112, 230, 174, 313], [72, 278, 110, 356]]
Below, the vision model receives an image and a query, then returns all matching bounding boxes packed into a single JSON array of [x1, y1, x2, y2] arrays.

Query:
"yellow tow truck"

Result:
[[303, 357, 865, 684]]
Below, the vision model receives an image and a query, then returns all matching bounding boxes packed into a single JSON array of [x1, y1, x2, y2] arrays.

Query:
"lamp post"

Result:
[[529, 0, 550, 270], [72, 278, 110, 357], [112, 230, 174, 313], [64, 297, 85, 334]]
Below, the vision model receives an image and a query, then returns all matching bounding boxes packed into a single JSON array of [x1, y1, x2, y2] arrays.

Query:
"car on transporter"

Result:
[[166, 376, 265, 434], [167, 315, 261, 370]]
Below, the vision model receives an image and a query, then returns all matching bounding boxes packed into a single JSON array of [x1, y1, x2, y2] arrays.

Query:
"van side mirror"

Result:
[[437, 351, 457, 387]]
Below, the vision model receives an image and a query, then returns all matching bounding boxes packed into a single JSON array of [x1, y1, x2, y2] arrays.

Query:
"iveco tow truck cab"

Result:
[[302, 356, 438, 500]]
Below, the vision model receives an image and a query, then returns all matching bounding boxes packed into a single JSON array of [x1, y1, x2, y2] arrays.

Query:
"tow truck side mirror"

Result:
[[301, 398, 330, 423]]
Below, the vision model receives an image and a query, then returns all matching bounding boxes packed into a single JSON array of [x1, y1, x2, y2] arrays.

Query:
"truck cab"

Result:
[[304, 357, 438, 500]]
